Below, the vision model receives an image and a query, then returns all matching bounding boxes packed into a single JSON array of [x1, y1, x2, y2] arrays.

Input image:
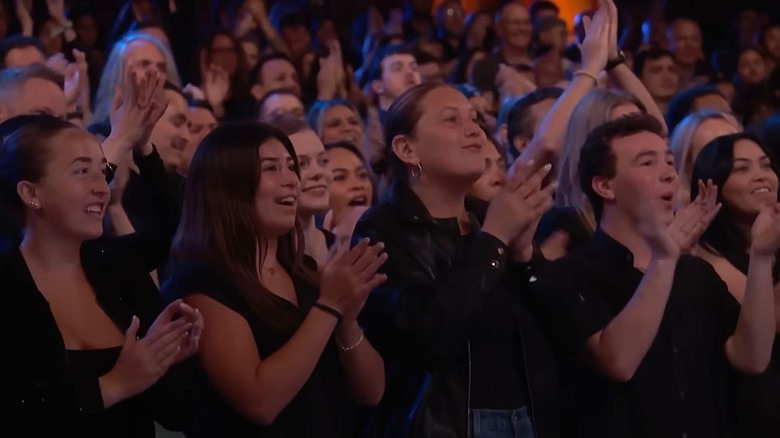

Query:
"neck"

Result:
[[500, 45, 530, 64], [600, 212, 653, 270], [259, 236, 279, 269], [676, 63, 696, 83], [19, 225, 82, 272], [655, 98, 670, 114], [379, 96, 394, 112], [410, 179, 467, 219]]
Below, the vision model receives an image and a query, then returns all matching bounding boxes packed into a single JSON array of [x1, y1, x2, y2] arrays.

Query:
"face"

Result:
[[376, 54, 422, 102], [692, 93, 731, 113], [125, 40, 167, 81], [4, 46, 45, 67], [669, 20, 702, 66], [609, 103, 642, 121], [328, 147, 373, 217], [2, 78, 67, 122], [498, 4, 532, 50], [280, 25, 310, 55], [690, 118, 740, 162], [405, 87, 487, 184], [721, 139, 778, 219], [539, 25, 568, 53], [736, 49, 766, 84], [150, 90, 190, 172], [31, 129, 110, 240], [533, 56, 564, 88], [469, 141, 507, 202], [320, 105, 363, 145], [419, 62, 443, 83], [255, 139, 301, 237], [259, 59, 300, 96], [606, 132, 679, 225], [316, 19, 338, 45], [440, 2, 465, 35], [184, 106, 217, 172], [259, 93, 305, 121], [241, 40, 259, 71], [289, 130, 331, 216], [763, 26, 780, 59], [74, 15, 98, 48], [640, 55, 679, 100], [210, 34, 238, 76]]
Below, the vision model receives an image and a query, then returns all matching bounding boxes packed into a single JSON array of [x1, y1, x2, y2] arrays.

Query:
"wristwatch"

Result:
[[606, 50, 626, 71]]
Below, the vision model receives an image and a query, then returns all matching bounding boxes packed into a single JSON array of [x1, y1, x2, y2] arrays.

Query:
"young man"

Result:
[[533, 113, 778, 437], [634, 47, 679, 114]]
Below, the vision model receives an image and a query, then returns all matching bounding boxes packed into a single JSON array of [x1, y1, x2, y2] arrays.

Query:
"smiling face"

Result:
[[150, 89, 190, 172], [319, 104, 364, 146], [288, 130, 331, 216], [26, 128, 110, 241], [255, 138, 301, 238], [721, 139, 778, 220], [328, 146, 373, 220]]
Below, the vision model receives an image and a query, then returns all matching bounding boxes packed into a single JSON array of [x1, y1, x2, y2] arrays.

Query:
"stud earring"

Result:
[[28, 200, 40, 209]]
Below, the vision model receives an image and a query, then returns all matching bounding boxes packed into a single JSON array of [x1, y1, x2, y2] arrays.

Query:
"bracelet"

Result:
[[312, 302, 343, 322], [573, 69, 599, 86], [336, 331, 365, 352]]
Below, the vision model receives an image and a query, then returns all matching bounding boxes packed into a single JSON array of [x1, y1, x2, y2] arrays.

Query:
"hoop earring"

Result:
[[410, 162, 423, 179]]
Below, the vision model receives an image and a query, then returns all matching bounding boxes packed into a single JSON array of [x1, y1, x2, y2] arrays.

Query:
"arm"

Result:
[[106, 203, 136, 236], [335, 321, 385, 406], [584, 257, 677, 382], [725, 252, 775, 374], [185, 293, 340, 425], [608, 64, 668, 135]]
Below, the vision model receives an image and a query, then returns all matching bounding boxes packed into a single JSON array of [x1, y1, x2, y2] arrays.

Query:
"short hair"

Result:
[[250, 52, 295, 85], [268, 113, 312, 137], [579, 114, 665, 221], [0, 65, 64, 104], [306, 99, 361, 136], [412, 49, 438, 66], [529, 0, 560, 20], [666, 85, 726, 133], [187, 98, 215, 113], [506, 87, 564, 159], [633, 47, 675, 77], [0, 36, 45, 68], [163, 81, 186, 100], [365, 44, 416, 85], [255, 88, 302, 121]]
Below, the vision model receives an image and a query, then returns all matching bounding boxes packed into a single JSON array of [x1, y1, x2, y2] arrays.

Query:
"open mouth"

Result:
[[275, 196, 297, 206], [348, 195, 368, 207], [85, 203, 104, 216], [752, 187, 772, 195], [303, 185, 328, 193]]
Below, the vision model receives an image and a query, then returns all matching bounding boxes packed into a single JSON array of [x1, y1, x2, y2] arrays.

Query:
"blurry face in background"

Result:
[[716, 81, 736, 104], [289, 130, 332, 216], [209, 34, 238, 76], [74, 15, 98, 48], [419, 61, 443, 83], [668, 19, 702, 66], [439, 2, 465, 36], [316, 19, 338, 44], [125, 40, 167, 81], [533, 54, 564, 88], [466, 13, 493, 48], [538, 24, 568, 53], [151, 89, 190, 172], [257, 58, 300, 96], [184, 106, 217, 173], [497, 4, 532, 50], [763, 26, 780, 59], [280, 24, 311, 56], [736, 48, 766, 85], [241, 40, 260, 71], [319, 105, 363, 145], [373, 54, 422, 103], [640, 55, 679, 100], [469, 141, 507, 202], [259, 93, 305, 121]]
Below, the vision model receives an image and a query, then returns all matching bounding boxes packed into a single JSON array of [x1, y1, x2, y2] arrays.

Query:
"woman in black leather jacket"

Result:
[[353, 83, 561, 438]]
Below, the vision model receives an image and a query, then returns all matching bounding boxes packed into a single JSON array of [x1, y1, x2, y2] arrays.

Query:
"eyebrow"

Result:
[[734, 155, 769, 162], [631, 150, 671, 163], [70, 156, 107, 165]]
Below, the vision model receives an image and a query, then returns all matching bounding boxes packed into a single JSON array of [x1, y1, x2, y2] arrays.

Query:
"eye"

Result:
[[333, 172, 346, 182], [262, 164, 278, 172], [732, 165, 748, 173]]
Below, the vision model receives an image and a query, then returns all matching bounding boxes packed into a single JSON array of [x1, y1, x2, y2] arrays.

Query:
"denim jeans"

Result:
[[470, 407, 535, 438]]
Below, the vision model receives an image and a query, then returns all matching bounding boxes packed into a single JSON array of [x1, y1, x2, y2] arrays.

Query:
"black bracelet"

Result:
[[312, 302, 343, 322]]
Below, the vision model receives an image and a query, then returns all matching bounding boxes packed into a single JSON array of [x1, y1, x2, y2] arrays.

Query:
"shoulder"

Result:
[[162, 260, 234, 303], [353, 202, 400, 238]]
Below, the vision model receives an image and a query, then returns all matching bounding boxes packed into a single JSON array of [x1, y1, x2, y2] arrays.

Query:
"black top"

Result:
[[2, 148, 195, 436], [534, 206, 592, 253], [353, 182, 560, 438], [532, 228, 740, 438], [162, 260, 355, 438]]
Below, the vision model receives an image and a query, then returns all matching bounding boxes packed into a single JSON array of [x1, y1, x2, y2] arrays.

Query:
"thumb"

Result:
[[125, 315, 140, 344]]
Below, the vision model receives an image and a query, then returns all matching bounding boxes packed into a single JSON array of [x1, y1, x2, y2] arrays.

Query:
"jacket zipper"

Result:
[[466, 340, 472, 437], [519, 329, 539, 436]]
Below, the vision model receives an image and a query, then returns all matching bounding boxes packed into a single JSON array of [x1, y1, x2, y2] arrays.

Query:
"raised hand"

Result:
[[668, 179, 721, 253], [637, 195, 680, 260], [64, 63, 81, 106], [604, 0, 620, 59], [318, 239, 388, 323], [182, 83, 206, 101], [578, 0, 611, 75], [15, 0, 33, 36], [751, 203, 780, 256], [108, 68, 167, 153], [482, 159, 556, 247], [203, 65, 230, 108], [45, 0, 67, 23]]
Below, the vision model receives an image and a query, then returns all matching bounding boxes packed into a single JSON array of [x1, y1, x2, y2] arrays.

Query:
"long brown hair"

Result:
[[169, 121, 315, 332]]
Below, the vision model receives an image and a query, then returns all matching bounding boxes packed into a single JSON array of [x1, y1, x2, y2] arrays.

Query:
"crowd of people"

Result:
[[3, 0, 780, 437]]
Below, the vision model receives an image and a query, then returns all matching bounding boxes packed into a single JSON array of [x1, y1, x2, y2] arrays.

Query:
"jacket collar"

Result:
[[385, 180, 484, 231]]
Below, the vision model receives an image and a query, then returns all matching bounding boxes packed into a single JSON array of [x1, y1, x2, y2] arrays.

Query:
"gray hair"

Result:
[[93, 32, 181, 124]]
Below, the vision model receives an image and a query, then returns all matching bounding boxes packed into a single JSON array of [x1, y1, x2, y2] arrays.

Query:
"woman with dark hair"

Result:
[[353, 82, 559, 437], [1, 113, 202, 435], [197, 30, 255, 121], [691, 132, 780, 437], [162, 121, 387, 437], [323, 141, 374, 246]]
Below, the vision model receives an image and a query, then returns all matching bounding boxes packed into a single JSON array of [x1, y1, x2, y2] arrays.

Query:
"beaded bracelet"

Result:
[[337, 331, 365, 352]]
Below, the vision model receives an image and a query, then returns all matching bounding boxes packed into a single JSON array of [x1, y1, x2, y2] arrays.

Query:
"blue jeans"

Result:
[[470, 407, 535, 438]]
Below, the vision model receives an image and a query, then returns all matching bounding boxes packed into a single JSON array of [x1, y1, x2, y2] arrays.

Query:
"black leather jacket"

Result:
[[354, 182, 560, 438]]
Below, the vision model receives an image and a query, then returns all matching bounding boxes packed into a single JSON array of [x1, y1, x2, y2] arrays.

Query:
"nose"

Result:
[[92, 173, 110, 197], [281, 167, 300, 188], [465, 118, 482, 139], [661, 165, 678, 183]]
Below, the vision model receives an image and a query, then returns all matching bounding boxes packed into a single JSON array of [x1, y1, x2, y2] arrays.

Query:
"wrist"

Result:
[[749, 247, 776, 259], [98, 370, 131, 408], [336, 321, 361, 343], [135, 141, 154, 157], [511, 244, 534, 264]]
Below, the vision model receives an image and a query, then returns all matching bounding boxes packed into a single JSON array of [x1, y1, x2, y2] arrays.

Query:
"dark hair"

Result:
[[753, 113, 780, 162], [529, 0, 560, 20], [169, 121, 314, 332], [269, 113, 312, 137], [250, 52, 296, 85], [454, 83, 482, 99], [579, 114, 665, 221], [255, 88, 302, 121], [691, 133, 780, 276], [666, 85, 726, 133], [506, 87, 564, 160], [163, 80, 185, 98], [0, 35, 45, 68], [731, 84, 780, 128], [0, 115, 78, 225], [379, 83, 448, 183], [128, 17, 171, 37], [412, 49, 438, 66], [633, 47, 675, 77], [187, 98, 215, 113], [449, 47, 486, 83], [365, 44, 415, 85], [324, 140, 367, 163]]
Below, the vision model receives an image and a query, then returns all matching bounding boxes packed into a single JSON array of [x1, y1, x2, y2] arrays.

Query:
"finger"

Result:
[[150, 322, 192, 359], [124, 315, 140, 345], [342, 238, 371, 266], [515, 163, 553, 199], [352, 242, 384, 273], [365, 273, 389, 291], [157, 337, 185, 369], [581, 15, 592, 36], [505, 158, 536, 192], [152, 299, 184, 326], [359, 251, 389, 282], [325, 241, 348, 268]]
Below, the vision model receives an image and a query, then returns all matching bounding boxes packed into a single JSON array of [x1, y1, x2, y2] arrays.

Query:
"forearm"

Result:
[[726, 253, 775, 374], [336, 323, 385, 405], [589, 257, 677, 381], [609, 64, 668, 135], [106, 204, 135, 236]]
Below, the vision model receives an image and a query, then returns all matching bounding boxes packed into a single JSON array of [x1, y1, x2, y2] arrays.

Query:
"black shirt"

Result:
[[162, 260, 355, 438], [532, 228, 740, 438]]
